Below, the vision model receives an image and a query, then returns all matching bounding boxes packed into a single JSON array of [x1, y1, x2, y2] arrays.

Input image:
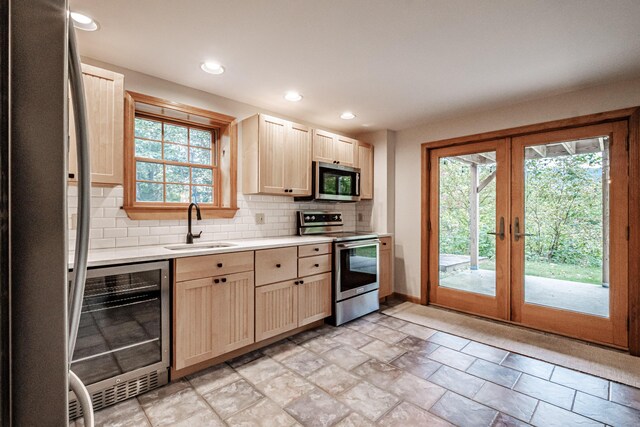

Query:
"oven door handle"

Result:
[[336, 239, 381, 249]]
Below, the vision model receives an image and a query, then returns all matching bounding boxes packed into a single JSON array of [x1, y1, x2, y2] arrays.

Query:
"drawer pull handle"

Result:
[[221, 278, 227, 283], [314, 248, 320, 252], [314, 264, 319, 267], [217, 263, 223, 268], [214, 279, 220, 284], [276, 263, 281, 268]]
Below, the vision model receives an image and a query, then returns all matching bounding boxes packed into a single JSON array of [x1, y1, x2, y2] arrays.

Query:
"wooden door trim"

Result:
[[420, 106, 640, 354], [420, 107, 639, 150]]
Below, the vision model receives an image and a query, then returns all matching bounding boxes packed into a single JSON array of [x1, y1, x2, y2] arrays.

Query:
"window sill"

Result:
[[123, 205, 238, 220]]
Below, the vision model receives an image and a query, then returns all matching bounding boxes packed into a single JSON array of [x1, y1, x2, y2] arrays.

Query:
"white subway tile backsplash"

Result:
[[69, 185, 360, 250]]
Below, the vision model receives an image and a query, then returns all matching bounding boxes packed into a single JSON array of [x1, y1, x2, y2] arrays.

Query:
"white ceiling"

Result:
[[71, 0, 640, 133]]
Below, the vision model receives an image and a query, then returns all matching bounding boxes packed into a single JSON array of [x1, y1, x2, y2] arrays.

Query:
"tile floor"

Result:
[[72, 302, 640, 427]]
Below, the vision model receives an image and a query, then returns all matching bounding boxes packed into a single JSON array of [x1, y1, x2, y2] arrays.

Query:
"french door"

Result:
[[428, 122, 629, 348]]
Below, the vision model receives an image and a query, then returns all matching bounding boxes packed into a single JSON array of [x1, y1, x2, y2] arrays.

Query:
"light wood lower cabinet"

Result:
[[379, 236, 393, 298], [174, 271, 254, 371], [298, 273, 332, 326], [255, 280, 299, 341], [255, 272, 332, 340]]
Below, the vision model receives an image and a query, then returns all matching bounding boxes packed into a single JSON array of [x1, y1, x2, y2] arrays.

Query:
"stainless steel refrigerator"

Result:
[[1, 0, 92, 425]]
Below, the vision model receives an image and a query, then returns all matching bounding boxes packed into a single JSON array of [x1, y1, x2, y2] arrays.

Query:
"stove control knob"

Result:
[[333, 215, 339, 220], [311, 216, 316, 220], [305, 216, 310, 221]]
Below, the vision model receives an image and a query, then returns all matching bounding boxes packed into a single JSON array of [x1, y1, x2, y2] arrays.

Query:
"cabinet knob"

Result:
[[276, 263, 281, 268], [294, 281, 299, 285], [299, 280, 304, 284], [336, 161, 340, 164], [221, 278, 227, 283], [214, 279, 220, 284], [383, 242, 387, 246], [314, 264, 319, 267], [217, 263, 223, 268], [314, 248, 320, 252]]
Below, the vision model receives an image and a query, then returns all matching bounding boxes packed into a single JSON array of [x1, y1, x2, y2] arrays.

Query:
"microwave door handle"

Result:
[[355, 172, 360, 196]]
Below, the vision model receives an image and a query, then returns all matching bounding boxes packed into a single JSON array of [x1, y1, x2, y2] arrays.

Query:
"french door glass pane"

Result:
[[523, 137, 609, 317], [439, 151, 497, 296]]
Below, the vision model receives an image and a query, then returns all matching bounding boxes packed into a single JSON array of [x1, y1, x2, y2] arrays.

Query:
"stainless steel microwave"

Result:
[[296, 161, 361, 202]]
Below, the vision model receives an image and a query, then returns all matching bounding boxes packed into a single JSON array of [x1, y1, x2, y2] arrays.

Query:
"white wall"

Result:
[[72, 58, 361, 251], [394, 76, 640, 298]]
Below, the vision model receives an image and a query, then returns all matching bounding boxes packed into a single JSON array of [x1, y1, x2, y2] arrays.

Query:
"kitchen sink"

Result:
[[164, 242, 237, 251]]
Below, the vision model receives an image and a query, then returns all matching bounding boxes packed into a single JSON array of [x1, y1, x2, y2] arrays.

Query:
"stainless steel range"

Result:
[[298, 211, 380, 325]]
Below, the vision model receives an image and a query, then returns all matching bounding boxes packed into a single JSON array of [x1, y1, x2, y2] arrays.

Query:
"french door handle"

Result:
[[487, 217, 505, 240], [513, 216, 534, 241]]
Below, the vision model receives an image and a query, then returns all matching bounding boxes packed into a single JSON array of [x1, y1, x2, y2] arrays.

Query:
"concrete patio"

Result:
[[440, 269, 610, 318]]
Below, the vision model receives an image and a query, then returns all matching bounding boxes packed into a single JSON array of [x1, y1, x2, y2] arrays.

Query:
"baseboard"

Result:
[[392, 292, 421, 304]]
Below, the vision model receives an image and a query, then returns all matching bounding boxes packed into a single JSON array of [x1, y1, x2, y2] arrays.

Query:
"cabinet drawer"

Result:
[[175, 251, 254, 282], [298, 243, 332, 257], [255, 247, 298, 286], [298, 254, 332, 277], [380, 236, 392, 250]]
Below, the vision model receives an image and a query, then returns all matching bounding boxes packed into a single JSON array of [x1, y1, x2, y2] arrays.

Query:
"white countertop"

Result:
[[70, 236, 336, 269]]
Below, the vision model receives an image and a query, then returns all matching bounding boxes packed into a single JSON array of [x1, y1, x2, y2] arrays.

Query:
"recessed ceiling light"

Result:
[[284, 91, 303, 102], [70, 12, 99, 31], [200, 62, 225, 75], [340, 112, 356, 120]]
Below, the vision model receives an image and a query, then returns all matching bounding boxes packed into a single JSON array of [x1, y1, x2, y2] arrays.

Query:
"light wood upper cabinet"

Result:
[[356, 141, 374, 200], [69, 64, 124, 186], [379, 236, 393, 299], [242, 114, 312, 196], [312, 130, 357, 167]]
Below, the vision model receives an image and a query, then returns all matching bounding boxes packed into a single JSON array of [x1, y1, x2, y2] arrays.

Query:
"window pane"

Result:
[[190, 129, 211, 148], [166, 184, 190, 203], [166, 165, 190, 183], [190, 147, 211, 165], [134, 118, 162, 140], [136, 182, 163, 202], [164, 124, 188, 144], [135, 139, 162, 160], [136, 161, 163, 182], [164, 143, 188, 163], [192, 185, 213, 204], [192, 167, 212, 185]]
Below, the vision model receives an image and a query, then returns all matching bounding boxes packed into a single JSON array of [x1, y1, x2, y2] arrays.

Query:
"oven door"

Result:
[[335, 239, 380, 300], [316, 162, 361, 202]]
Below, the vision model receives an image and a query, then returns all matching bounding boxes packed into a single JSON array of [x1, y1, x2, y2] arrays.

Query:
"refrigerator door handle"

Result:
[[67, 21, 94, 427]]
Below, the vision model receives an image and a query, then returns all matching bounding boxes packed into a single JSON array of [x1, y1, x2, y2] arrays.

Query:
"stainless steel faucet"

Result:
[[186, 202, 202, 243]]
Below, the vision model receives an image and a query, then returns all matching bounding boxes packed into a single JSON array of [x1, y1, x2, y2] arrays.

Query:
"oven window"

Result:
[[339, 244, 378, 292], [70, 270, 163, 385], [320, 169, 355, 196]]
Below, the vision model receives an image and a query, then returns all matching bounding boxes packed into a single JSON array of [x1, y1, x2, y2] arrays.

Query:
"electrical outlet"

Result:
[[255, 213, 265, 225], [358, 213, 364, 222]]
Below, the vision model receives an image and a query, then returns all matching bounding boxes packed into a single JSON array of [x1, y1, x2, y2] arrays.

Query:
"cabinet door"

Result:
[[175, 272, 254, 370], [357, 142, 374, 199], [175, 277, 216, 370], [313, 129, 335, 164], [255, 280, 298, 341], [335, 135, 357, 166], [215, 271, 255, 354], [298, 273, 332, 326], [69, 64, 124, 185], [379, 249, 393, 298], [284, 122, 312, 195], [258, 114, 286, 194]]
